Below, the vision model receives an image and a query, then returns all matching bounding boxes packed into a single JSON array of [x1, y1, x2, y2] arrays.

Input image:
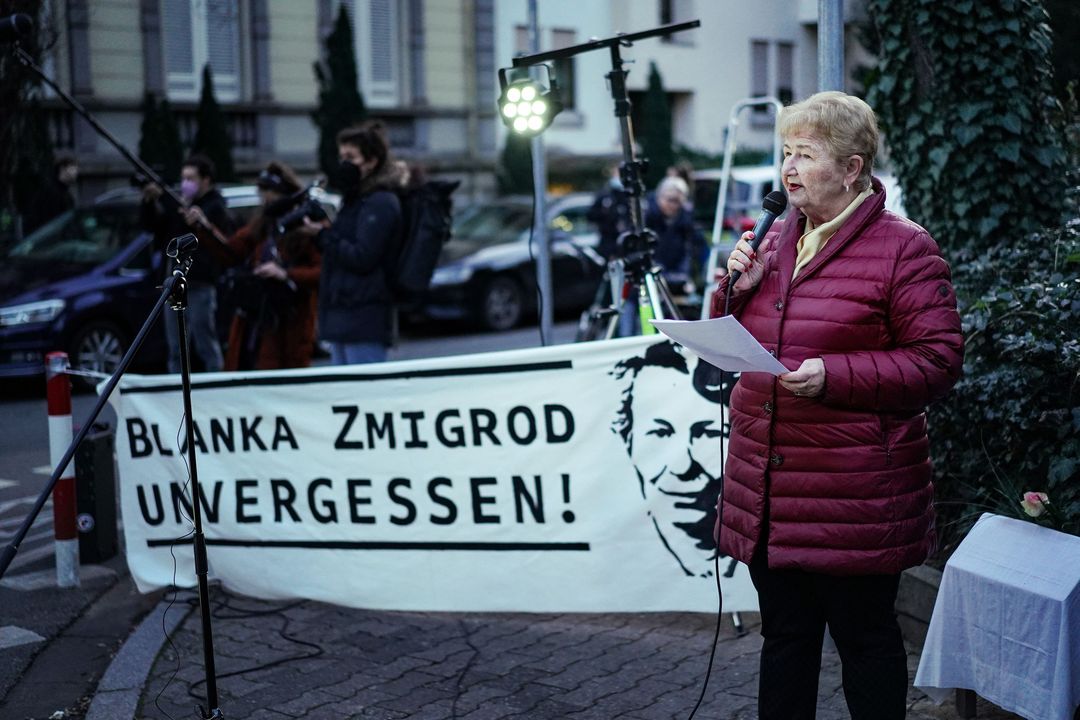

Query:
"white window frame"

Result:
[[336, 0, 403, 109], [162, 0, 242, 103]]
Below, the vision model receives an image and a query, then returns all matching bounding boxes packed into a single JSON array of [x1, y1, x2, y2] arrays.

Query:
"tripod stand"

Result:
[[574, 232, 686, 342], [1, 21, 227, 719], [517, 22, 701, 342]]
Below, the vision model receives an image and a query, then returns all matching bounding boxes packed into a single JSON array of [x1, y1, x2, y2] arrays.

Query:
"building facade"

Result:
[[39, 0, 868, 202], [44, 0, 499, 201]]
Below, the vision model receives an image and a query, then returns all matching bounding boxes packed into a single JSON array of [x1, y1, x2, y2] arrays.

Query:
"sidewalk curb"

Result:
[[85, 592, 194, 720]]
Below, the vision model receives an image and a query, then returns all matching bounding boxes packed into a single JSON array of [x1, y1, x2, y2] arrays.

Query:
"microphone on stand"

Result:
[[728, 190, 788, 287], [0, 14, 33, 42]]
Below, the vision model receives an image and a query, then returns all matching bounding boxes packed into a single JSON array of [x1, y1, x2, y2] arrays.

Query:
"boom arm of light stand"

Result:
[[508, 20, 700, 69]]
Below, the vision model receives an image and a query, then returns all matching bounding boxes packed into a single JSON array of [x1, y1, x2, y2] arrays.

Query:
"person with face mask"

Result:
[[297, 121, 406, 365], [185, 162, 321, 371], [140, 153, 235, 373]]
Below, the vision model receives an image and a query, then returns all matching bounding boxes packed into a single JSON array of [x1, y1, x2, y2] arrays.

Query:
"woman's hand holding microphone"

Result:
[[716, 231, 773, 295]]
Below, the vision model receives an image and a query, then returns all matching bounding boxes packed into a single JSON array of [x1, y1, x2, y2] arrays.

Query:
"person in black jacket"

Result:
[[644, 176, 705, 291], [141, 154, 235, 373], [299, 121, 404, 365], [23, 154, 79, 236]]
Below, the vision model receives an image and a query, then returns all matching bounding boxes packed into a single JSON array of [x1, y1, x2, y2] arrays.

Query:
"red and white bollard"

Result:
[[46, 351, 79, 588]]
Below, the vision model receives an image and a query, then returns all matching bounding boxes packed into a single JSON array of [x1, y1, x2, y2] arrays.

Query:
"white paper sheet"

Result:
[[651, 316, 789, 375]]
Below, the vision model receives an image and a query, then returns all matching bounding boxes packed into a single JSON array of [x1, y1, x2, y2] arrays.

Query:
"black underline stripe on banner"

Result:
[[147, 538, 591, 551], [120, 360, 575, 395]]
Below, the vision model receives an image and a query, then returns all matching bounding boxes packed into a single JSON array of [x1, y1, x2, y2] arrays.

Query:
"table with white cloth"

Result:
[[915, 513, 1080, 720]]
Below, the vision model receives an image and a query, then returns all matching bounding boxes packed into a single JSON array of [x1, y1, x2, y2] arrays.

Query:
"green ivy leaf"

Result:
[[954, 125, 980, 146], [999, 114, 1022, 133], [993, 142, 1021, 162]]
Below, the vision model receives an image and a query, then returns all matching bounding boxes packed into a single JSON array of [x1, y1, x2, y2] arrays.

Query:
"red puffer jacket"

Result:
[[710, 179, 963, 575]]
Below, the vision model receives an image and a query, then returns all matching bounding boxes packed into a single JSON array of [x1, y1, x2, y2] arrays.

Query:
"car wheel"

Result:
[[479, 275, 524, 331], [69, 321, 127, 387]]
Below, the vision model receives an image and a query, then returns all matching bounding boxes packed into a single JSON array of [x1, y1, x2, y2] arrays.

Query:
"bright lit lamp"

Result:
[[497, 66, 563, 138]]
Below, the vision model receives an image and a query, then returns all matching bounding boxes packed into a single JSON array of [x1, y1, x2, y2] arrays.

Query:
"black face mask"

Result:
[[337, 160, 362, 191]]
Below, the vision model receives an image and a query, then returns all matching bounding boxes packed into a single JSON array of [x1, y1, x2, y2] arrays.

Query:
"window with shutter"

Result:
[[162, 0, 241, 103], [333, 0, 401, 108], [551, 29, 576, 112], [777, 42, 794, 105], [750, 40, 769, 98]]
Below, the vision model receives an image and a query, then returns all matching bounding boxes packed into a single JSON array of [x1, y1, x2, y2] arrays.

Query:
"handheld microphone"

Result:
[[166, 233, 199, 260], [0, 14, 32, 42], [728, 190, 787, 287]]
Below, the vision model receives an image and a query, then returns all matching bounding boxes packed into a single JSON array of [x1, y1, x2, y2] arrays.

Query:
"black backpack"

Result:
[[392, 179, 460, 304]]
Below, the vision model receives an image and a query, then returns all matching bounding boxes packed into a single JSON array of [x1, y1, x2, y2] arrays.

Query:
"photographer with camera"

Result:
[[140, 154, 235, 373], [186, 162, 322, 371], [296, 121, 405, 366]]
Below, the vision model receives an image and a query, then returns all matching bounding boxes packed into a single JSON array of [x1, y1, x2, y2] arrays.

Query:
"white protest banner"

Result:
[[112, 336, 758, 613]]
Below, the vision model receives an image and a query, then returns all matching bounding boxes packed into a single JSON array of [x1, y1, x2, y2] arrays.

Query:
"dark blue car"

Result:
[[0, 198, 167, 382], [0, 186, 335, 384]]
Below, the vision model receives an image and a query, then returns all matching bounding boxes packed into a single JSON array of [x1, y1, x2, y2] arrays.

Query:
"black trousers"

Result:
[[748, 549, 909, 720]]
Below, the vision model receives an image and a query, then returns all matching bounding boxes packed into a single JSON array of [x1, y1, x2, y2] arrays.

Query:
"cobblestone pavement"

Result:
[[138, 589, 1020, 720]]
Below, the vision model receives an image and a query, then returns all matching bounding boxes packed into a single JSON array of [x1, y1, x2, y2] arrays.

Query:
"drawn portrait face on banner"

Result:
[[611, 341, 733, 577]]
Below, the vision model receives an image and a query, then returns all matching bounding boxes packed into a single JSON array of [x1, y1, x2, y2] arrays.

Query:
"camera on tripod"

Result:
[[616, 228, 658, 274]]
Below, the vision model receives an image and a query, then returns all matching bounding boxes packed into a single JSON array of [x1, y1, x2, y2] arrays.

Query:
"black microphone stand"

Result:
[[3, 31, 226, 720], [0, 234, 226, 719], [169, 241, 226, 720]]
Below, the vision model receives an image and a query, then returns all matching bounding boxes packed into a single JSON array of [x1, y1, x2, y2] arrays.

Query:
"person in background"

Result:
[[645, 176, 705, 291], [187, 162, 321, 371], [586, 162, 632, 261], [298, 121, 405, 365], [712, 90, 964, 720], [24, 154, 78, 235], [141, 154, 235, 373], [665, 161, 696, 211]]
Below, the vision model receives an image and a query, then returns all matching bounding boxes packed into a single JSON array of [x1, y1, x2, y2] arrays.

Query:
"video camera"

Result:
[[276, 181, 328, 235]]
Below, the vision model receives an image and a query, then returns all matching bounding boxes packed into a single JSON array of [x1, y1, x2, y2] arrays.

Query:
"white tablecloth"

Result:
[[915, 513, 1080, 720]]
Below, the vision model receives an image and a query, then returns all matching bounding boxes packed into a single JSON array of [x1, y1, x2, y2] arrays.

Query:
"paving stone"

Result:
[[132, 588, 1006, 720]]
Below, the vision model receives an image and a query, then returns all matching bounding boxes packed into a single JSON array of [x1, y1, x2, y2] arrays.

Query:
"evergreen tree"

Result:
[[497, 133, 532, 195], [157, 97, 185, 184], [137, 92, 183, 185], [640, 62, 673, 190], [0, 0, 57, 236], [312, 4, 367, 186], [863, 0, 1066, 256], [191, 64, 236, 182]]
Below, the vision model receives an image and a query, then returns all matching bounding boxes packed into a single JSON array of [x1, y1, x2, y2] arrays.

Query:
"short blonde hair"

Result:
[[778, 91, 878, 190], [656, 176, 689, 200]]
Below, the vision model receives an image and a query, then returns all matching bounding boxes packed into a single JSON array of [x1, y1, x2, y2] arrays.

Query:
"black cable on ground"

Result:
[[686, 280, 734, 720], [152, 412, 199, 720], [450, 618, 481, 720]]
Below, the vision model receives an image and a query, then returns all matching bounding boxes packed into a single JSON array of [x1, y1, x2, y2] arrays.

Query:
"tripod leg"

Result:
[[645, 271, 684, 321]]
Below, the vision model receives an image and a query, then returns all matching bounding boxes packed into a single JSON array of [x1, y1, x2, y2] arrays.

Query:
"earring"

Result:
[[844, 184, 850, 193]]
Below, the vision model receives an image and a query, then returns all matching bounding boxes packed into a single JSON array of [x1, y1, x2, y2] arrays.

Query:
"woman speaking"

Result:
[[712, 91, 964, 719]]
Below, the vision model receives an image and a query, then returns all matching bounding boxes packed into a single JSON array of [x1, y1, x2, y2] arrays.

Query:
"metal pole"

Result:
[[818, 0, 845, 91], [46, 353, 79, 588], [527, 0, 554, 344]]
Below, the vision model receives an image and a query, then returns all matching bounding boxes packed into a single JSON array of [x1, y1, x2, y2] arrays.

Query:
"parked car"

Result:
[[0, 185, 338, 382], [422, 193, 604, 331]]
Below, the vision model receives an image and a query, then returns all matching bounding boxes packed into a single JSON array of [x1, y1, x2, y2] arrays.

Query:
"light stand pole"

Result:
[[526, 0, 554, 344], [511, 20, 700, 329]]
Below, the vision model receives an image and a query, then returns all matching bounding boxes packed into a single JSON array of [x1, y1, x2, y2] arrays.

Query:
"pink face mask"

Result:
[[180, 178, 199, 202]]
